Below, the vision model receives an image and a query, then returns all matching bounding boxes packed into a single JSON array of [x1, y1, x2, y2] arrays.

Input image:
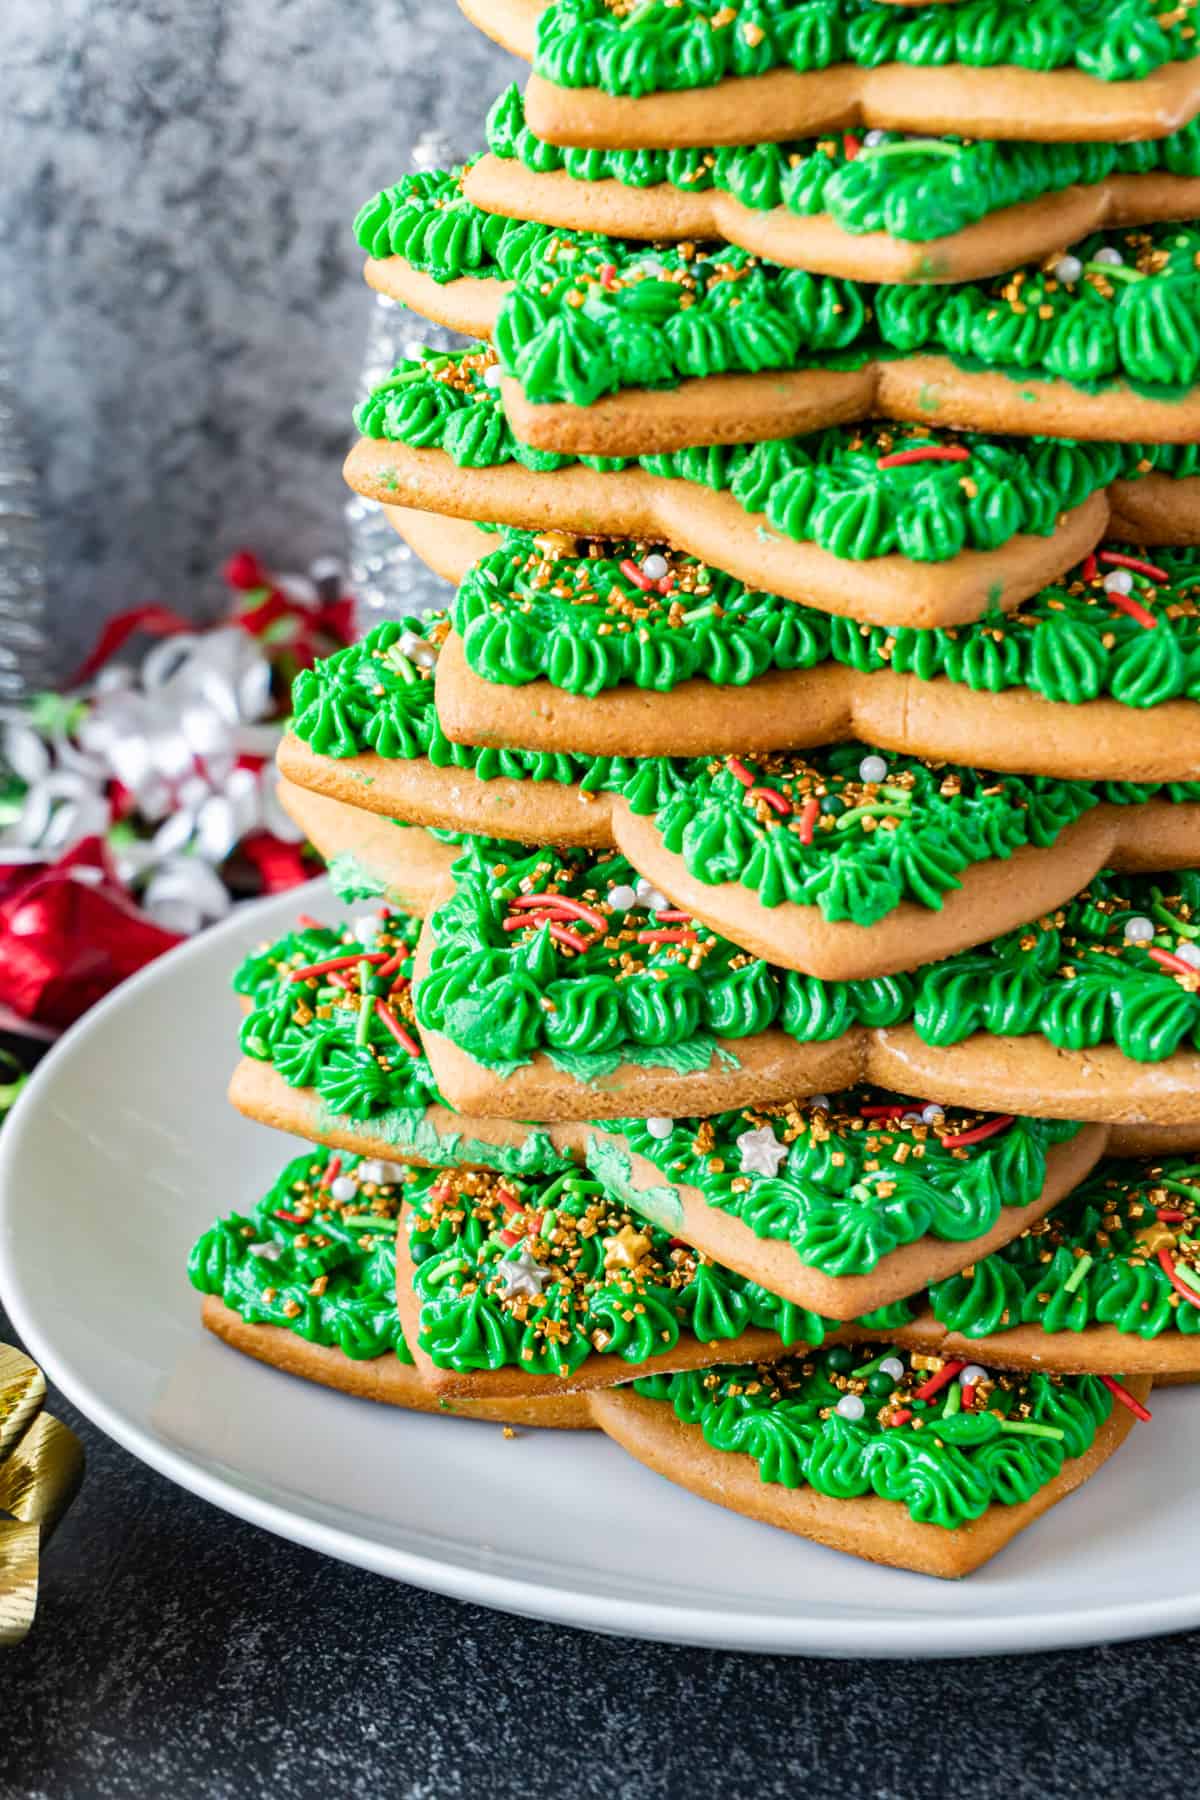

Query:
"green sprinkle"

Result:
[[679, 602, 718, 624], [1063, 1252, 1093, 1295], [999, 1420, 1066, 1441], [858, 139, 965, 162], [355, 964, 373, 1046], [1081, 260, 1145, 284], [942, 1383, 962, 1419], [849, 1351, 892, 1378], [835, 802, 910, 831], [424, 1256, 469, 1287]]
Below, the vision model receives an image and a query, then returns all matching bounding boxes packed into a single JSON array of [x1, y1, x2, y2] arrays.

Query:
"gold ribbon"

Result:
[[0, 1344, 84, 1646]]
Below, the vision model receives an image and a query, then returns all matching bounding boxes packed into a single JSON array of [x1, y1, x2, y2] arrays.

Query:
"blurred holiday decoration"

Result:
[[0, 550, 352, 1040], [0, 374, 53, 700], [0, 1343, 84, 1646], [347, 128, 473, 634]]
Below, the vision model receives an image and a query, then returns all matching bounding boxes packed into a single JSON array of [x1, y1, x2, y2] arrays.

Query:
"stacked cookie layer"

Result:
[[203, 0, 1200, 1579]]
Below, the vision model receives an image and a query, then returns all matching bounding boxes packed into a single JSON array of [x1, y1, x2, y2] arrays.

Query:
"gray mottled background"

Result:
[[4, 0, 513, 671]]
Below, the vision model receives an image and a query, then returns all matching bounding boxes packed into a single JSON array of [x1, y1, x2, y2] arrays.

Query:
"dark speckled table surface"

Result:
[[6, 3, 1200, 1792]]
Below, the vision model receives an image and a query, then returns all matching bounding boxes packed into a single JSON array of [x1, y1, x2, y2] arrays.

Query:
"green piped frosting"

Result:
[[488, 81, 1200, 246], [535, 0, 1199, 95], [927, 1156, 1200, 1341], [441, 518, 1200, 707], [233, 909, 573, 1175], [414, 839, 767, 1077], [632, 1349, 1114, 1533], [406, 1162, 839, 1375], [645, 746, 1096, 922], [492, 218, 1200, 408], [782, 868, 1200, 1065], [599, 1097, 1080, 1278], [188, 1146, 414, 1363]]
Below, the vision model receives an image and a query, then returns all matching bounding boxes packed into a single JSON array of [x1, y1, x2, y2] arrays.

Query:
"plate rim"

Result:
[[2, 883, 1198, 1659]]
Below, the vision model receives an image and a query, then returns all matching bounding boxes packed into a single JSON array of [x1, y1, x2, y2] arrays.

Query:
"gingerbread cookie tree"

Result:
[[206, 0, 1200, 1576]]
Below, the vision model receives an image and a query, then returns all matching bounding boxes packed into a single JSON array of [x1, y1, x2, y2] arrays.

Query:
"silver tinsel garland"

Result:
[[0, 376, 52, 698], [346, 128, 474, 635]]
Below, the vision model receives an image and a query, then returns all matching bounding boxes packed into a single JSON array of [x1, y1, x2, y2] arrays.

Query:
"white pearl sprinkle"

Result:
[[1124, 915, 1156, 943], [1103, 569, 1134, 596], [635, 877, 671, 912], [807, 1093, 831, 1111], [835, 1394, 866, 1421], [921, 1103, 945, 1124], [960, 1365, 989, 1387], [858, 754, 888, 784], [1093, 245, 1124, 267], [607, 883, 638, 911], [1176, 942, 1200, 970], [641, 553, 670, 582], [397, 628, 438, 667], [352, 916, 379, 946], [863, 128, 887, 148], [879, 1356, 905, 1380], [1053, 254, 1083, 284], [483, 364, 504, 388], [646, 1116, 675, 1140], [330, 1176, 360, 1203]]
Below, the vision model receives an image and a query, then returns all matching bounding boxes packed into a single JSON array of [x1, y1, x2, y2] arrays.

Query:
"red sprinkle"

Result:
[[289, 950, 388, 983], [319, 1155, 342, 1190], [274, 1209, 309, 1225], [1147, 946, 1200, 980], [726, 756, 755, 788], [913, 1360, 966, 1402], [619, 557, 654, 591], [508, 892, 607, 932], [372, 999, 421, 1057], [1105, 589, 1158, 631], [884, 1408, 913, 1429], [374, 949, 408, 983], [748, 786, 792, 817], [1100, 550, 1171, 584], [1157, 1246, 1200, 1308], [797, 797, 820, 845], [498, 1228, 521, 1247], [876, 445, 971, 470], [653, 909, 693, 923], [939, 1115, 1014, 1149], [296, 914, 324, 931], [859, 1102, 909, 1118], [843, 133, 862, 159], [960, 1383, 976, 1412], [1099, 1372, 1152, 1423], [1155, 1208, 1188, 1223], [636, 928, 698, 945], [599, 262, 618, 290], [1081, 552, 1098, 582]]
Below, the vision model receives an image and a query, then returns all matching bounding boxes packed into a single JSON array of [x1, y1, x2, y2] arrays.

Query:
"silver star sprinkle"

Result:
[[735, 1125, 789, 1178], [496, 1248, 551, 1299]]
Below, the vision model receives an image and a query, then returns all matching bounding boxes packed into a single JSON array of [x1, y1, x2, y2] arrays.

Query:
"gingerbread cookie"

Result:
[[588, 1351, 1149, 1578], [421, 529, 1200, 772], [609, 752, 1200, 979], [276, 777, 458, 914], [358, 175, 1200, 448], [231, 909, 590, 1173], [891, 1154, 1200, 1379], [349, 344, 1200, 593], [282, 611, 619, 847], [191, 1147, 589, 1426], [583, 1096, 1103, 1318], [469, 83, 1200, 283], [413, 845, 1200, 1124], [396, 1161, 855, 1399], [461, 0, 1200, 147]]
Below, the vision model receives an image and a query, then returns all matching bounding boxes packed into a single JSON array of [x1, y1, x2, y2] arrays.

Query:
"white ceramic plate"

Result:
[[2, 881, 1198, 1657]]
